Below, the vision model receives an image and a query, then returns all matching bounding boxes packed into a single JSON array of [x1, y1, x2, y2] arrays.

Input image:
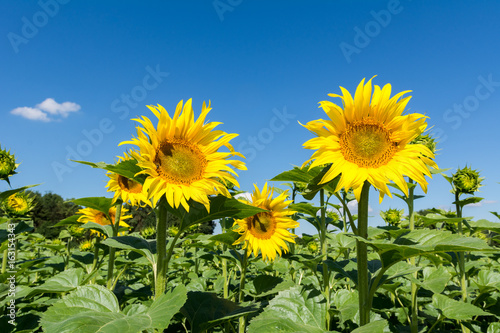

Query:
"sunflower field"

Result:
[[2, 78, 500, 333]]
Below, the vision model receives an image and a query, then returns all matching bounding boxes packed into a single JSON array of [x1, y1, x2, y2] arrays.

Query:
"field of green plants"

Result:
[[1, 80, 500, 333]]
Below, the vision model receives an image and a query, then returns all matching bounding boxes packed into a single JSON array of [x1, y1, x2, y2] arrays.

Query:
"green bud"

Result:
[[452, 166, 483, 195]]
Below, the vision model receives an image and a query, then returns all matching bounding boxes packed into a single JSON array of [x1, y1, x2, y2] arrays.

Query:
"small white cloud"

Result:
[[468, 200, 497, 207], [235, 192, 252, 202], [10, 98, 80, 122], [10, 107, 50, 122], [345, 200, 373, 214]]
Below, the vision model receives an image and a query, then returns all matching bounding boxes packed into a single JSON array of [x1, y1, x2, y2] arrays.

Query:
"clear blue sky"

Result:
[[2, 1, 499, 235]]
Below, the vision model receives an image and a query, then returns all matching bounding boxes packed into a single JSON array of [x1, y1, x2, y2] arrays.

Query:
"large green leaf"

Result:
[[468, 219, 500, 233], [270, 166, 315, 184], [0, 184, 40, 202], [209, 230, 240, 247], [419, 266, 452, 294], [248, 286, 328, 333], [80, 221, 113, 238], [432, 293, 492, 321], [181, 291, 258, 333], [474, 270, 500, 293], [40, 284, 187, 333], [353, 229, 494, 269], [332, 289, 358, 325], [245, 275, 295, 298], [101, 236, 156, 266], [72, 159, 145, 184], [167, 195, 266, 232], [0, 220, 33, 244], [69, 197, 114, 215], [351, 320, 388, 333], [26, 268, 86, 298]]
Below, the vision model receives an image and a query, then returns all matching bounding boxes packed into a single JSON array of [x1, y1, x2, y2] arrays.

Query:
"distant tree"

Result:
[[29, 191, 81, 239]]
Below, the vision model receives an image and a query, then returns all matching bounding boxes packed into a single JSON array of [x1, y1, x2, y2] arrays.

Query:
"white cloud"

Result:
[[10, 107, 50, 122], [10, 98, 81, 122], [468, 200, 497, 207]]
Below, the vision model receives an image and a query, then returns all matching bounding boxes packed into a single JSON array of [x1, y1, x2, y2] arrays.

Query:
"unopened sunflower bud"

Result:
[[452, 166, 483, 195]]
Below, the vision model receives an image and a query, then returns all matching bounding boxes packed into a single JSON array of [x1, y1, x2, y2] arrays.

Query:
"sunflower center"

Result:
[[339, 120, 396, 168], [155, 140, 207, 185], [247, 212, 276, 240], [117, 175, 142, 193], [94, 212, 111, 226]]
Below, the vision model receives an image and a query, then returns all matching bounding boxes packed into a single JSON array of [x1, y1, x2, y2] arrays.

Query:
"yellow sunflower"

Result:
[[76, 206, 132, 236], [106, 151, 150, 207], [2, 192, 34, 217], [302, 77, 437, 202], [232, 183, 298, 261], [120, 99, 246, 211]]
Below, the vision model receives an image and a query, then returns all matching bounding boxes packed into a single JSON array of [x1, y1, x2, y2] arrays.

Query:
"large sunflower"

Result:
[[77, 206, 132, 236], [106, 151, 150, 207], [233, 183, 298, 261], [302, 77, 437, 202], [120, 99, 245, 211]]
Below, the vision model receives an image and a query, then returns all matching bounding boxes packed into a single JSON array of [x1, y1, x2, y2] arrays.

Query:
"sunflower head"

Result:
[[0, 146, 18, 182], [232, 183, 299, 262], [68, 224, 87, 238], [167, 225, 180, 237], [411, 133, 438, 156], [2, 192, 34, 217], [307, 241, 319, 253], [76, 206, 132, 236], [79, 239, 94, 252], [381, 208, 404, 226], [301, 77, 438, 203], [140, 226, 156, 239], [106, 151, 150, 207], [452, 166, 483, 195], [120, 99, 246, 212]]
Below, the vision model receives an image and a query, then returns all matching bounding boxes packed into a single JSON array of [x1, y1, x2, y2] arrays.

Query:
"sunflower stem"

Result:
[[455, 191, 468, 303], [319, 189, 331, 331], [238, 251, 248, 333], [106, 203, 121, 290], [356, 181, 371, 326], [221, 218, 229, 299], [91, 237, 100, 283], [407, 179, 419, 333], [155, 200, 168, 298], [1, 249, 7, 274]]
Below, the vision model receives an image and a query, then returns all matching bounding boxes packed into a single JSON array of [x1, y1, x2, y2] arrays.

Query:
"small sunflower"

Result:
[[2, 192, 34, 217], [452, 166, 483, 195], [233, 183, 298, 261], [76, 206, 132, 236], [381, 208, 404, 226], [120, 99, 246, 211], [301, 77, 437, 202], [79, 239, 94, 252], [0, 145, 18, 182], [106, 151, 150, 207]]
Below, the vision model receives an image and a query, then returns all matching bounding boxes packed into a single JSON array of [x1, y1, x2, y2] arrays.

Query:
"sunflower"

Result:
[[120, 99, 246, 212], [0, 145, 18, 182], [232, 183, 298, 261], [106, 151, 150, 207], [2, 192, 34, 217], [301, 77, 437, 202], [76, 206, 132, 236]]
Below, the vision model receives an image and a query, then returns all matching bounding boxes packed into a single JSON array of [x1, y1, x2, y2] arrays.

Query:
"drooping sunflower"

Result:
[[2, 191, 34, 217], [76, 206, 132, 236], [232, 183, 298, 261], [106, 151, 150, 207], [302, 77, 437, 202], [120, 99, 246, 211]]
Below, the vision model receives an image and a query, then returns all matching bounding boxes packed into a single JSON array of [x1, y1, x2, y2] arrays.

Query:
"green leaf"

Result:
[[69, 197, 114, 215], [40, 284, 186, 333], [245, 275, 295, 297], [0, 184, 40, 202], [332, 289, 358, 325], [147, 285, 188, 330], [432, 293, 492, 321], [248, 286, 327, 333], [302, 164, 340, 200], [101, 236, 156, 266], [167, 195, 266, 232], [80, 221, 113, 238], [419, 266, 452, 294], [474, 270, 500, 293], [453, 196, 484, 208], [353, 229, 495, 269], [72, 159, 145, 184], [53, 215, 81, 227], [488, 322, 500, 333], [270, 166, 314, 183], [209, 230, 240, 247], [0, 220, 33, 244], [351, 320, 388, 333], [26, 268, 85, 298], [468, 219, 500, 233], [290, 202, 320, 218], [181, 291, 258, 333]]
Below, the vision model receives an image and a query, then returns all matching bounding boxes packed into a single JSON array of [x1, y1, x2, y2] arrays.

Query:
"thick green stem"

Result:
[[238, 252, 248, 333], [407, 180, 419, 333], [455, 192, 468, 303], [107, 204, 122, 290], [319, 189, 331, 331], [155, 201, 168, 298], [1, 249, 7, 274], [356, 181, 371, 326]]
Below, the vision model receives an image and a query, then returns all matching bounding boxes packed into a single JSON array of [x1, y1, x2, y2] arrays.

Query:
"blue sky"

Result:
[[2, 1, 499, 235]]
